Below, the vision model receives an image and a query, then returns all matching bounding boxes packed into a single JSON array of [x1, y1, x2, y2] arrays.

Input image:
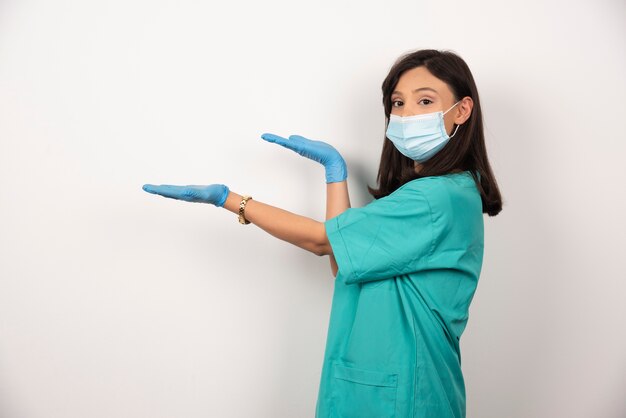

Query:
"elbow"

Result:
[[313, 222, 332, 257], [314, 242, 333, 257]]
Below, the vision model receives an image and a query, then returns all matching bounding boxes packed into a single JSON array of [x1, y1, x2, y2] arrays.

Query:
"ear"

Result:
[[454, 96, 474, 125]]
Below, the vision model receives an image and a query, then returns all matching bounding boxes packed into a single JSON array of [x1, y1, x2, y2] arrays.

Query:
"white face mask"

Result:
[[386, 100, 461, 162]]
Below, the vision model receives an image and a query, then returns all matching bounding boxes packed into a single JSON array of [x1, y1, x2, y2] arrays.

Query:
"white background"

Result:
[[1, 0, 625, 417]]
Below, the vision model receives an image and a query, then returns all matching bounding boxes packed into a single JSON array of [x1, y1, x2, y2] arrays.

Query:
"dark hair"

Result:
[[367, 49, 503, 216]]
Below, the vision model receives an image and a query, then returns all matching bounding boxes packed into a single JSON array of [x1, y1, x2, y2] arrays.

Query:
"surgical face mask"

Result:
[[386, 100, 462, 162]]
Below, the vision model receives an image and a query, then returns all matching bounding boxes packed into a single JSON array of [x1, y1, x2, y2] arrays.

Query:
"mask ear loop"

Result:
[[448, 124, 460, 138], [443, 100, 462, 115], [444, 100, 463, 138]]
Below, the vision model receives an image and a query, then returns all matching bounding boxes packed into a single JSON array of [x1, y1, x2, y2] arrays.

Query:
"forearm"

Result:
[[223, 191, 332, 256], [326, 180, 351, 276], [326, 180, 351, 219]]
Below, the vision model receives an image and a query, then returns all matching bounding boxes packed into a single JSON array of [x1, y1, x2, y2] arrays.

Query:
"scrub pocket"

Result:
[[331, 363, 398, 418]]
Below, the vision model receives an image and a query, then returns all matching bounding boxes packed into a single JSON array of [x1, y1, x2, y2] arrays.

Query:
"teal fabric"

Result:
[[315, 171, 484, 418]]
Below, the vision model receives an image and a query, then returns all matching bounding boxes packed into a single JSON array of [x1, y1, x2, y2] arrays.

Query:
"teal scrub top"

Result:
[[315, 171, 484, 418]]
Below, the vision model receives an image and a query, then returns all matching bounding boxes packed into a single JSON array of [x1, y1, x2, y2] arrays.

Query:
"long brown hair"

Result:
[[368, 49, 503, 216]]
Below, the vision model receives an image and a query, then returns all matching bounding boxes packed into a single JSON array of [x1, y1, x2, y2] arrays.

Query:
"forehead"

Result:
[[393, 66, 450, 96]]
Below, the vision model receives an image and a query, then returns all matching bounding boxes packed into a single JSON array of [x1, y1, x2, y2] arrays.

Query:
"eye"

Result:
[[419, 99, 433, 105], [391, 99, 403, 107]]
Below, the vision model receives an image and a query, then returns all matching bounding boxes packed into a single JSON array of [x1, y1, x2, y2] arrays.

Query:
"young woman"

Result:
[[143, 48, 502, 418]]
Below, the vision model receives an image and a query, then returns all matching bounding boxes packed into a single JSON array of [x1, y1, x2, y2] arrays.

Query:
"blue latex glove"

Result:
[[260, 133, 347, 183], [142, 183, 230, 207]]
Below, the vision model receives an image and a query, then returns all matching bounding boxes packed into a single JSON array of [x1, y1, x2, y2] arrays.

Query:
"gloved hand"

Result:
[[260, 133, 347, 183], [142, 183, 230, 207]]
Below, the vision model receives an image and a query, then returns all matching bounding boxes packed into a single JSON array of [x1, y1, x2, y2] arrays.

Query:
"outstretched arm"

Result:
[[223, 191, 332, 256], [142, 183, 333, 258]]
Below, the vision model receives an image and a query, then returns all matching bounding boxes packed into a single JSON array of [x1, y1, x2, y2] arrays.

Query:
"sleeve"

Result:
[[324, 187, 435, 285]]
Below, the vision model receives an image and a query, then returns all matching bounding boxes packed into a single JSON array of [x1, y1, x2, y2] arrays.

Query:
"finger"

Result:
[[260, 132, 289, 145], [291, 135, 327, 149], [260, 133, 304, 153], [142, 184, 185, 199], [288, 134, 310, 142], [141, 184, 154, 193]]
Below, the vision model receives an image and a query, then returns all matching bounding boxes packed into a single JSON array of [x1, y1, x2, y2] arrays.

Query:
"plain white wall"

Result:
[[1, 0, 624, 417]]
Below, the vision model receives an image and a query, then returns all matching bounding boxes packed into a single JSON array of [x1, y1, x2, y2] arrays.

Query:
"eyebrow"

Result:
[[392, 87, 438, 96]]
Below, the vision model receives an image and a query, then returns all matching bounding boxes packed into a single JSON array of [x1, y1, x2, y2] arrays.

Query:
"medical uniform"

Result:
[[315, 171, 484, 418]]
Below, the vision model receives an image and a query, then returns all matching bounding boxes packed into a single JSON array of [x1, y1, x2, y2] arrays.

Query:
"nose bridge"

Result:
[[401, 100, 419, 117]]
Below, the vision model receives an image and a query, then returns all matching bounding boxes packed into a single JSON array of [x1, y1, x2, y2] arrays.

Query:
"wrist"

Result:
[[214, 184, 230, 207], [325, 160, 348, 183]]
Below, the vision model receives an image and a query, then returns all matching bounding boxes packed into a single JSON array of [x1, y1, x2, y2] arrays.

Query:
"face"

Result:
[[390, 66, 472, 138]]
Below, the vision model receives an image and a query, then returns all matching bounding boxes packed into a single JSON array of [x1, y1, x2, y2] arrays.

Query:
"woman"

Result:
[[143, 48, 502, 418]]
